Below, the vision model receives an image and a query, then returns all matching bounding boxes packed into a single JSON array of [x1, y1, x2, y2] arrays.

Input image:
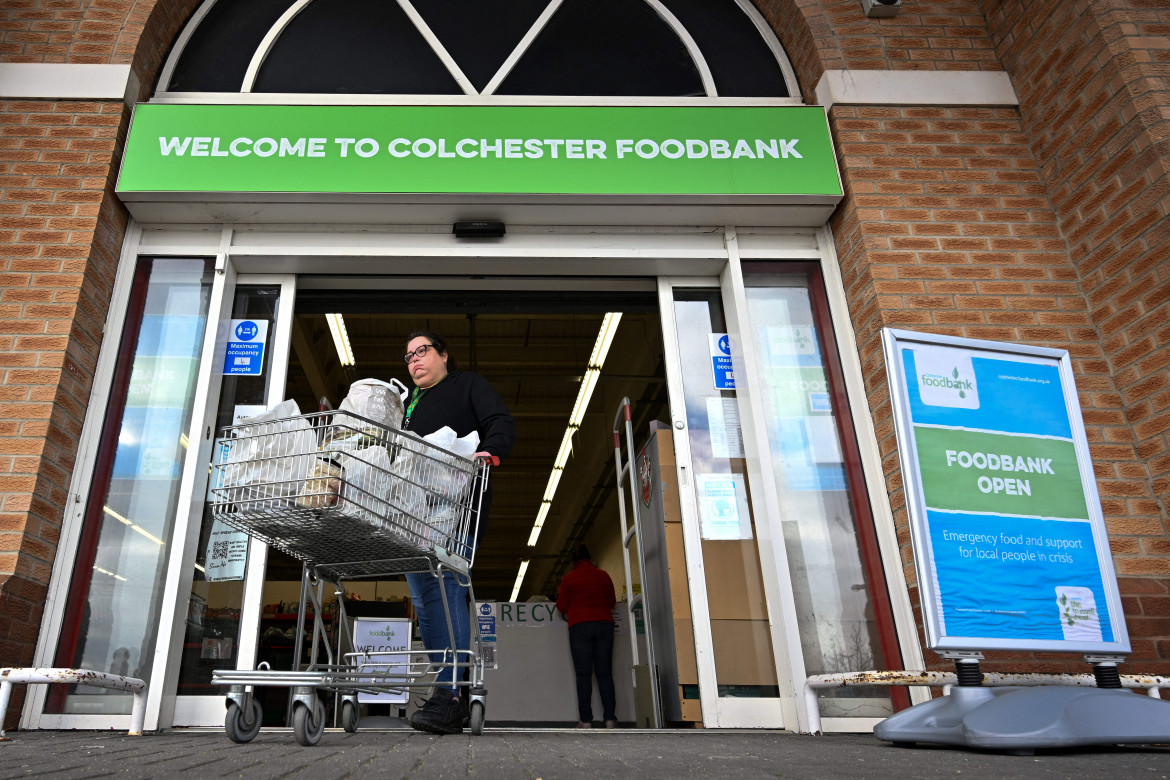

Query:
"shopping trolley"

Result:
[[207, 409, 493, 745]]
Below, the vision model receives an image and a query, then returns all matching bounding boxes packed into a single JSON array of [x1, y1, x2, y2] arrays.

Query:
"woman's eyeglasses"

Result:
[[404, 343, 435, 363]]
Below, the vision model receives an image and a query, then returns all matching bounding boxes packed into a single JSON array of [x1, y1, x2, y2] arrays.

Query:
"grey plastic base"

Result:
[[874, 686, 1170, 752]]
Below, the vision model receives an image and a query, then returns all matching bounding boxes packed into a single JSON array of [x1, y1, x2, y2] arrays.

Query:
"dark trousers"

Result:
[[568, 620, 616, 723]]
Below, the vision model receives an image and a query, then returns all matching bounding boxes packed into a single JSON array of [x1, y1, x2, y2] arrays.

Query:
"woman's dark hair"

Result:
[[406, 329, 457, 371], [571, 544, 591, 562]]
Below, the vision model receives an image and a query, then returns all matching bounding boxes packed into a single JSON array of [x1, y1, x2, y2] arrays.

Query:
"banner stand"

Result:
[[874, 329, 1170, 752], [874, 651, 1170, 752]]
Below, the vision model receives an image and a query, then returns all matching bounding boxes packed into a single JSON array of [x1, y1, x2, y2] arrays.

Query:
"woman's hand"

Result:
[[474, 451, 500, 466]]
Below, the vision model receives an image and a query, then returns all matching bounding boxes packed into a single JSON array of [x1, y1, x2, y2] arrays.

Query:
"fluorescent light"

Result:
[[590, 312, 622, 367], [92, 565, 127, 582], [510, 560, 530, 602], [542, 468, 562, 502], [568, 369, 599, 427], [104, 505, 166, 547], [553, 428, 575, 470], [527, 502, 552, 547], [524, 313, 621, 551], [325, 313, 355, 366]]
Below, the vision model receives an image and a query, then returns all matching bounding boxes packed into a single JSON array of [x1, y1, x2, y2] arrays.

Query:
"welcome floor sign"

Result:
[[882, 329, 1129, 654]]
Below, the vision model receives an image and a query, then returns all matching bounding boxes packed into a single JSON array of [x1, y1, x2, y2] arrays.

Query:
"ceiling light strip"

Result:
[[509, 559, 530, 602], [525, 313, 621, 556], [326, 312, 355, 366], [103, 505, 166, 547]]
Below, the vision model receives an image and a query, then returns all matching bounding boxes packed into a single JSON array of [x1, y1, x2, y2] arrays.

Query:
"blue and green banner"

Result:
[[884, 330, 1129, 653], [116, 104, 842, 198]]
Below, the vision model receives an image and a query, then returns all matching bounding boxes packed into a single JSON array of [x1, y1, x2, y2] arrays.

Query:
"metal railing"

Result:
[[1, 667, 147, 737]]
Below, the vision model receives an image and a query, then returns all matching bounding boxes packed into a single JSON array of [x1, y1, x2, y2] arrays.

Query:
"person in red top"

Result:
[[555, 545, 618, 728]]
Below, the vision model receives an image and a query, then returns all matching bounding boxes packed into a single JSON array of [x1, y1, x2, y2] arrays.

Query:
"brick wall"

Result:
[[823, 103, 1148, 674], [0, 0, 198, 729], [770, 0, 1168, 675], [976, 0, 1170, 674], [754, 0, 1004, 104], [0, 96, 128, 729], [982, 0, 1170, 544]]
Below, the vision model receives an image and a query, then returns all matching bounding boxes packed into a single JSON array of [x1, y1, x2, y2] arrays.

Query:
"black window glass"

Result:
[[254, 0, 461, 94], [657, 0, 790, 97], [166, 0, 298, 92], [411, 0, 551, 93], [496, 0, 704, 97]]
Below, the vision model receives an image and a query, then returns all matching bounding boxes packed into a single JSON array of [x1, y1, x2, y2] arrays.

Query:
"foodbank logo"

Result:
[[913, 348, 979, 409], [768, 326, 816, 357], [1055, 586, 1103, 642], [1059, 592, 1097, 627], [920, 367, 974, 399]]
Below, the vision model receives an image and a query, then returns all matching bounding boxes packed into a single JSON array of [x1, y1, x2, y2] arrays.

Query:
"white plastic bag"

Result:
[[339, 378, 407, 429], [418, 427, 479, 544], [338, 445, 401, 522], [219, 399, 315, 505]]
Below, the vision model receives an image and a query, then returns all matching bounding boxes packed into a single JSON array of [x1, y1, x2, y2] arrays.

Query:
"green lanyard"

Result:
[[405, 385, 426, 422]]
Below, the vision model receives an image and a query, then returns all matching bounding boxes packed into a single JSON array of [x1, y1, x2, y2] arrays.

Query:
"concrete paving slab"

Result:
[[0, 729, 1168, 780]]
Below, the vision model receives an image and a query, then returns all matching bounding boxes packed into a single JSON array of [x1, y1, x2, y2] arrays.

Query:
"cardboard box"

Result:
[[679, 695, 703, 723], [652, 429, 682, 524], [673, 618, 698, 684], [700, 540, 769, 621], [664, 521, 691, 618], [709, 619, 778, 686]]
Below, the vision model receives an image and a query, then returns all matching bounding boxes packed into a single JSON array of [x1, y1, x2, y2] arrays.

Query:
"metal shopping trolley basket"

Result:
[[207, 409, 494, 745]]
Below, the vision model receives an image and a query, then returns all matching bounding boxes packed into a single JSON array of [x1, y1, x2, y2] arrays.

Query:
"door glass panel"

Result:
[[176, 285, 284, 697], [741, 264, 897, 719], [48, 257, 215, 714], [672, 289, 778, 698]]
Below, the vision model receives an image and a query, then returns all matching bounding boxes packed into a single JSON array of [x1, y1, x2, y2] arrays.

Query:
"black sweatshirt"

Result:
[[400, 369, 517, 460], [401, 370, 515, 542]]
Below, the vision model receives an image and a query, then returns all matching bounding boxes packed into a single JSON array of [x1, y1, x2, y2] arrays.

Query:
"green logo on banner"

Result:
[[915, 426, 1088, 519], [920, 367, 973, 398]]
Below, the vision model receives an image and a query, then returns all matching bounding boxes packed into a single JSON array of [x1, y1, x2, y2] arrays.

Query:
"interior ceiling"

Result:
[[282, 284, 668, 600]]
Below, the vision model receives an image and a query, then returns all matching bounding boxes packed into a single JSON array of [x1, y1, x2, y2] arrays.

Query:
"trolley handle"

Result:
[[475, 453, 500, 467]]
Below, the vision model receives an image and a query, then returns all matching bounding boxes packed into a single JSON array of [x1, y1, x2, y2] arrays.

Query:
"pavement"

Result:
[[2, 726, 1169, 779]]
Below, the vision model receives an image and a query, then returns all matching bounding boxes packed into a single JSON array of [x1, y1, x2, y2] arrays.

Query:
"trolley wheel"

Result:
[[292, 697, 326, 747], [469, 701, 485, 736], [341, 700, 359, 733], [225, 698, 263, 744]]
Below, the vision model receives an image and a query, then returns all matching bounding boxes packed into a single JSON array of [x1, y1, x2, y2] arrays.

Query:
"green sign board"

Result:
[[116, 104, 842, 198]]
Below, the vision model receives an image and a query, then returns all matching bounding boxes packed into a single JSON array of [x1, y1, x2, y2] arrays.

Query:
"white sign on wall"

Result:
[[697, 472, 752, 540], [204, 518, 248, 582]]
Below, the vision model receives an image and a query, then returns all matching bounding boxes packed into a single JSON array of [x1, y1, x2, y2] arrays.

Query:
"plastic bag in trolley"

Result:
[[327, 378, 408, 449], [216, 399, 316, 507], [337, 425, 480, 549]]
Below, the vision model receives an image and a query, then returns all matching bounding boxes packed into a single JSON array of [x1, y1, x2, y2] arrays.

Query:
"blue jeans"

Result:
[[568, 621, 616, 723], [406, 569, 469, 691]]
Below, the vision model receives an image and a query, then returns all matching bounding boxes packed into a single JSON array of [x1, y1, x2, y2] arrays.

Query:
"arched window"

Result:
[[160, 0, 797, 98]]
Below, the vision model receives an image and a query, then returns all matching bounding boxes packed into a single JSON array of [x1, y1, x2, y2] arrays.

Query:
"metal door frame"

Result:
[[169, 269, 297, 727], [657, 254, 797, 730]]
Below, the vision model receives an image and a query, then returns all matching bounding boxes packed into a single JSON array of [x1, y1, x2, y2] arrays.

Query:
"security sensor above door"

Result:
[[862, 0, 901, 17]]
